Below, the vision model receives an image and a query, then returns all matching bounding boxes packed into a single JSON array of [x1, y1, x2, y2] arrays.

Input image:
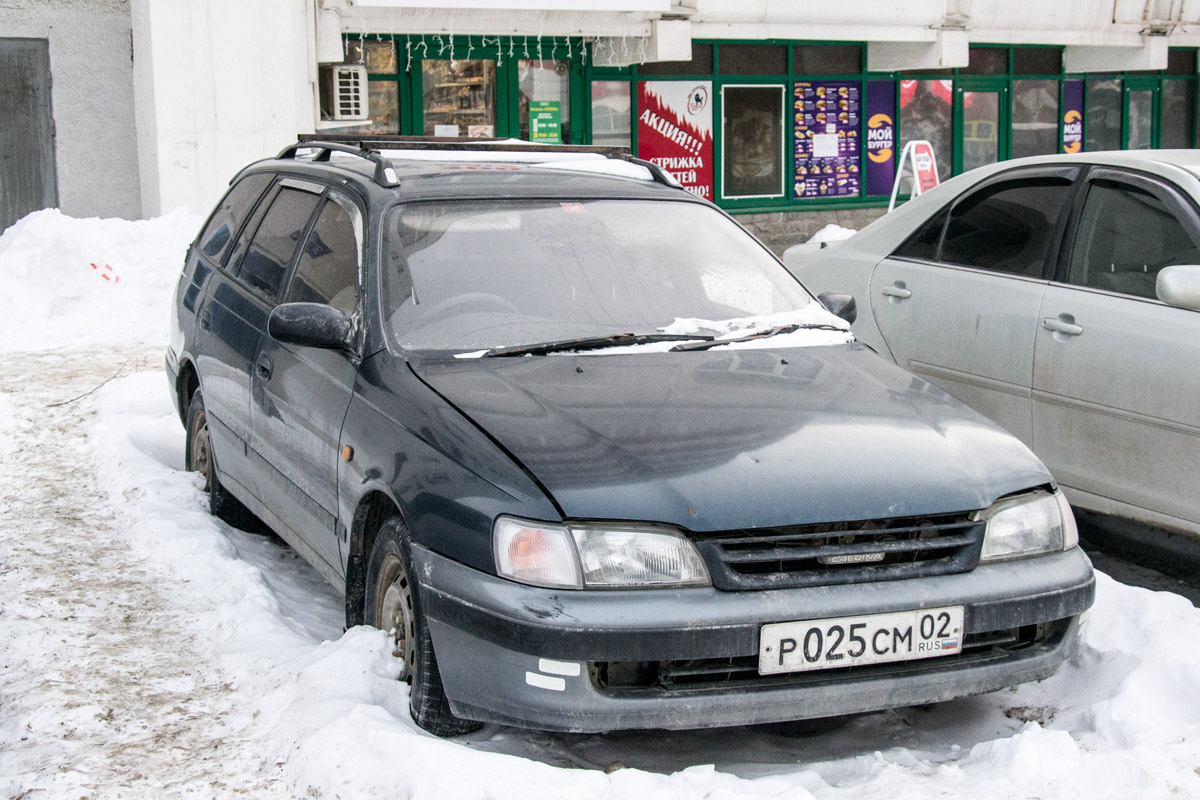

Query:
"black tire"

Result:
[[365, 516, 483, 737], [185, 389, 259, 530]]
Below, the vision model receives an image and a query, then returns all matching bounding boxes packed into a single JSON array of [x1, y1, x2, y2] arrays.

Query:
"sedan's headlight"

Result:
[[493, 516, 711, 589], [977, 490, 1078, 562]]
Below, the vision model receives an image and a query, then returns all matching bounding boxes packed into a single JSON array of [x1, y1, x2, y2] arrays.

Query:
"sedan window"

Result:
[[939, 178, 1071, 277], [1067, 179, 1200, 299]]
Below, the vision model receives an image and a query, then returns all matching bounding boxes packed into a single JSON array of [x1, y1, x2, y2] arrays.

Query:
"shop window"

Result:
[[422, 59, 497, 138], [962, 91, 1001, 172], [1167, 49, 1197, 76], [722, 85, 784, 198], [1127, 89, 1154, 149], [519, 60, 570, 143], [793, 44, 862, 75], [719, 44, 787, 76], [961, 47, 1008, 75], [1013, 47, 1061, 75], [362, 40, 398, 74], [1085, 79, 1122, 151], [638, 44, 713, 75], [591, 81, 631, 148], [899, 80, 953, 179], [1011, 80, 1059, 158], [362, 82, 399, 134], [1161, 80, 1195, 148]]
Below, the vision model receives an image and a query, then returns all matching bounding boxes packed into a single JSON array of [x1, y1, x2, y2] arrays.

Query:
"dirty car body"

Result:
[[166, 141, 1094, 735]]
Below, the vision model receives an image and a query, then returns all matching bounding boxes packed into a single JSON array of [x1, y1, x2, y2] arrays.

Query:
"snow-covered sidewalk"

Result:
[[3, 212, 1200, 799]]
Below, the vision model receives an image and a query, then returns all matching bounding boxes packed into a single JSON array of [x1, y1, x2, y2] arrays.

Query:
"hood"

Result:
[[412, 344, 1052, 532]]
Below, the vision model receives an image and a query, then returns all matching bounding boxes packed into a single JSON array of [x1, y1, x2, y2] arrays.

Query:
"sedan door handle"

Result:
[[881, 284, 912, 300], [1042, 317, 1083, 337], [255, 354, 273, 380]]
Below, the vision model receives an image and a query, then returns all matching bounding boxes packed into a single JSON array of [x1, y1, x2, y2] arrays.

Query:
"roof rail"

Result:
[[297, 134, 629, 158], [276, 140, 400, 188], [284, 135, 687, 193]]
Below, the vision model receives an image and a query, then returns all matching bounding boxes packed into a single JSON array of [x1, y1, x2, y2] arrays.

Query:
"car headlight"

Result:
[[493, 516, 711, 589], [976, 489, 1078, 562]]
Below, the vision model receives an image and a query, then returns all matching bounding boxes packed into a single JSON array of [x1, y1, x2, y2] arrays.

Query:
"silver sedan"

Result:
[[786, 150, 1200, 543]]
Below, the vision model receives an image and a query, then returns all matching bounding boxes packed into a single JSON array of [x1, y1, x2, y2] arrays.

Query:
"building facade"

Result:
[[7, 1, 1200, 254]]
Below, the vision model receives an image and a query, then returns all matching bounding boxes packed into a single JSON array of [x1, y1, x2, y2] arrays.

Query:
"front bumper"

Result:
[[415, 544, 1094, 733]]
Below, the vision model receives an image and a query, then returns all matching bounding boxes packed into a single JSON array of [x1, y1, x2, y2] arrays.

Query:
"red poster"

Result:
[[637, 81, 714, 201], [911, 141, 940, 193]]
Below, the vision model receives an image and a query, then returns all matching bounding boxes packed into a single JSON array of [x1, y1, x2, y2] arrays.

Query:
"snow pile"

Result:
[[807, 223, 857, 246], [0, 208, 200, 353], [82, 368, 1200, 799], [782, 223, 858, 263]]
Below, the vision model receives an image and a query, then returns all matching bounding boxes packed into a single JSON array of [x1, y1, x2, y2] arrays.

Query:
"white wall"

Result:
[[131, 0, 316, 217], [0, 0, 142, 220]]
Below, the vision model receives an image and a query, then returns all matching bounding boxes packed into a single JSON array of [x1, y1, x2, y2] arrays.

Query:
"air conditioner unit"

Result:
[[322, 65, 368, 121]]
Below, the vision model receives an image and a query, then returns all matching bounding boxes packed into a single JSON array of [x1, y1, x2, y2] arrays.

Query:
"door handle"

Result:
[[199, 309, 211, 331], [255, 354, 273, 380], [1042, 317, 1083, 337], [881, 284, 912, 300]]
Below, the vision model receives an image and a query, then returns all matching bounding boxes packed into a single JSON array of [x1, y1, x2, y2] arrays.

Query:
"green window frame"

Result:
[[342, 35, 588, 142]]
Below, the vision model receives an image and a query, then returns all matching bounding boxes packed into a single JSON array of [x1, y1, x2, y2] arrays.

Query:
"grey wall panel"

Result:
[[0, 1, 141, 226]]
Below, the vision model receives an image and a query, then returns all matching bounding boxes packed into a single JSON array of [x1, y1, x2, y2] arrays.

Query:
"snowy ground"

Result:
[[2, 211, 1200, 798]]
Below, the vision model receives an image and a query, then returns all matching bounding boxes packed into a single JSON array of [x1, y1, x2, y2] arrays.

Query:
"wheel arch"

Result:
[[176, 358, 200, 425], [345, 488, 405, 628]]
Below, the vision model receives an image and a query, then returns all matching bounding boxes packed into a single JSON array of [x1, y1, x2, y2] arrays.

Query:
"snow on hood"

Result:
[[0, 208, 200, 353]]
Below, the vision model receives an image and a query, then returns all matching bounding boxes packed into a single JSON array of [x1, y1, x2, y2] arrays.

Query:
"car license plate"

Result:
[[758, 606, 964, 675]]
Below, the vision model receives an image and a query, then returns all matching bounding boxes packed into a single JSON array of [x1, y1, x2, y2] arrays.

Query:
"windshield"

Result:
[[381, 198, 820, 353]]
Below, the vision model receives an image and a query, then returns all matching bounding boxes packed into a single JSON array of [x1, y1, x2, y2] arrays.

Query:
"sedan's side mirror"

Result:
[[268, 302, 353, 350], [817, 292, 857, 325], [1156, 265, 1200, 312]]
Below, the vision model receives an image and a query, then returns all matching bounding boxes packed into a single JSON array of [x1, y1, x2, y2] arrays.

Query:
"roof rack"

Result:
[[276, 140, 400, 188], [285, 135, 686, 192]]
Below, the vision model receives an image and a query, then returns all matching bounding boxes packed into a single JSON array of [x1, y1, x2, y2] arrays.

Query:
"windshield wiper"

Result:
[[483, 332, 713, 357], [669, 323, 847, 352]]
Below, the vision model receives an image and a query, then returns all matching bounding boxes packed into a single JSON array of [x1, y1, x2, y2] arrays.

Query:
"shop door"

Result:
[[955, 81, 1008, 174], [0, 39, 57, 233], [1124, 77, 1159, 150]]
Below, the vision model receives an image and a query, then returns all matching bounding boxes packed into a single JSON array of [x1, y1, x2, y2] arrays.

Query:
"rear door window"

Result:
[[195, 173, 272, 268], [1066, 177, 1200, 299], [235, 187, 322, 303], [938, 178, 1072, 277]]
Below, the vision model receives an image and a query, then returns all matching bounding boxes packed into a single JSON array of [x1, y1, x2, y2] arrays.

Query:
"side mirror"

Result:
[[817, 292, 857, 325], [268, 302, 353, 350], [1156, 265, 1200, 312]]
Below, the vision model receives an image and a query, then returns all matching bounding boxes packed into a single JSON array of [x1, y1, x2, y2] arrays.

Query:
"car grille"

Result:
[[692, 513, 985, 590], [591, 619, 1068, 694]]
